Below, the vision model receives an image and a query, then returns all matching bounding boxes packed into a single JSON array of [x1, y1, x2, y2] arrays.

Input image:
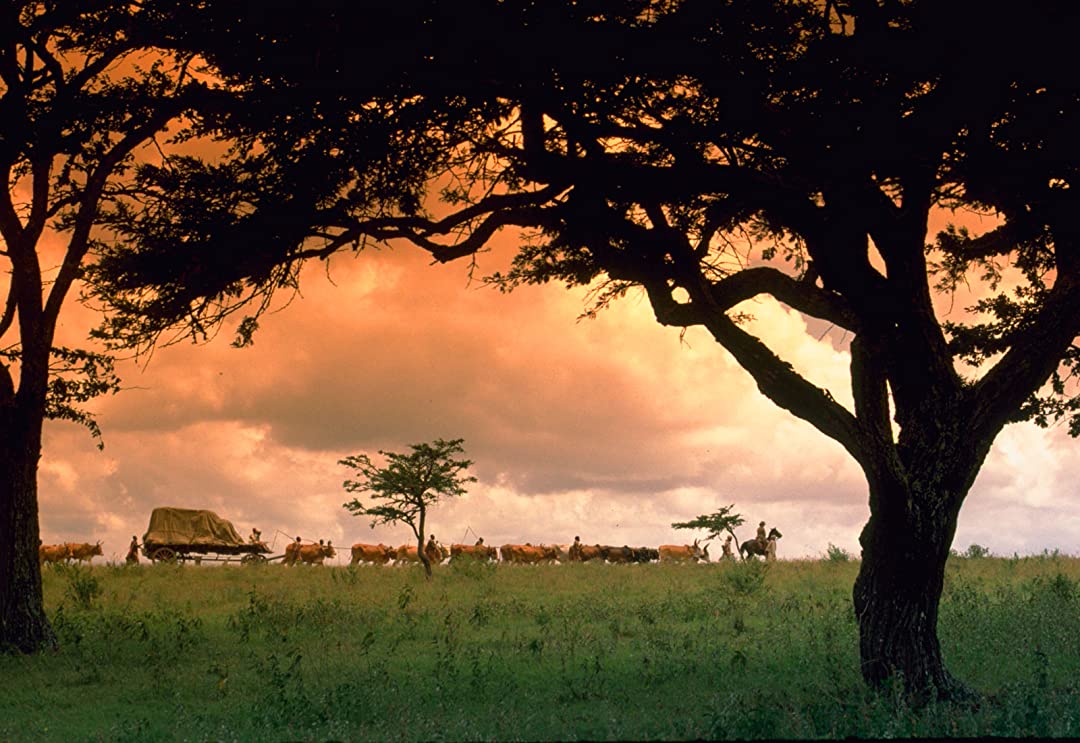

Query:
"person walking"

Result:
[[425, 534, 441, 564], [569, 535, 583, 561]]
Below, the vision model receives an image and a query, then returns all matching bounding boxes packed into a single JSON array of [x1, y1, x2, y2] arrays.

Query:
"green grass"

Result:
[[2, 555, 1078, 740]]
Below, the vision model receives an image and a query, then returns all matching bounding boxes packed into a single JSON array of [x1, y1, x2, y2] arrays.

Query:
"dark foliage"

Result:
[[7, 0, 1080, 701]]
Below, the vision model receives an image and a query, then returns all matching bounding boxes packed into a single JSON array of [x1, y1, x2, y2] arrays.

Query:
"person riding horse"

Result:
[[740, 527, 783, 560]]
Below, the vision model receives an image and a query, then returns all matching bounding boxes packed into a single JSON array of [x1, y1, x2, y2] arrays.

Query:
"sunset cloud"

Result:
[[38, 230, 1080, 563]]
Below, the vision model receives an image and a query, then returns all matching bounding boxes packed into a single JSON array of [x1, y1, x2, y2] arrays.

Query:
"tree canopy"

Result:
[[84, 0, 1080, 698], [672, 505, 745, 544], [7, 0, 1080, 699], [1, 0, 263, 651], [92, 0, 1080, 446]]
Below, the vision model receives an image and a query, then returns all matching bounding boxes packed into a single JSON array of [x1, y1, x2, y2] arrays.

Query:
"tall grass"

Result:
[[2, 556, 1078, 740]]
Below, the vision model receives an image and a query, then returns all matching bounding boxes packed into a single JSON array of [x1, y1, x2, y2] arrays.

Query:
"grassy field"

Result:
[[2, 554, 1078, 741]]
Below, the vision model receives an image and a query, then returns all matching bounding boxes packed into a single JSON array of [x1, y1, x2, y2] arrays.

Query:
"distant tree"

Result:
[[341, 439, 475, 578], [963, 544, 992, 560], [672, 504, 745, 555], [86, 0, 1080, 702]]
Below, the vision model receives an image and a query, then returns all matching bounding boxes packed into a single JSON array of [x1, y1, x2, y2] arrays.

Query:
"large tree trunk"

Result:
[[853, 512, 962, 700], [0, 403, 55, 652], [852, 430, 980, 703]]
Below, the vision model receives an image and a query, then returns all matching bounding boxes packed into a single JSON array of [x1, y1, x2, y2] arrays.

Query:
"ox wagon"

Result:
[[141, 507, 275, 564]]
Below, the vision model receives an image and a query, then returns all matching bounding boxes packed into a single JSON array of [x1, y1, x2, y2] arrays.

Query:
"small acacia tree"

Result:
[[341, 438, 475, 578], [673, 504, 745, 558]]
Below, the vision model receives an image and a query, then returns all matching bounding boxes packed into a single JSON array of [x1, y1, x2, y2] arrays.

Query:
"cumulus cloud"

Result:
[[36, 227, 1080, 563]]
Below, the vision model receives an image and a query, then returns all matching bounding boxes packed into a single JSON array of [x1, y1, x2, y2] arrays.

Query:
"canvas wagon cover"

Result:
[[143, 507, 245, 547]]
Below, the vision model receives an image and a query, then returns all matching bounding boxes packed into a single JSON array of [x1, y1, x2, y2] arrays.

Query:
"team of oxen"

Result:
[[282, 540, 338, 566], [37, 534, 777, 567], [38, 541, 104, 564], [346, 539, 720, 566]]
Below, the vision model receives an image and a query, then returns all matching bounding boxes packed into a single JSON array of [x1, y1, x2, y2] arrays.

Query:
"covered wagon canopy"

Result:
[[143, 507, 246, 548]]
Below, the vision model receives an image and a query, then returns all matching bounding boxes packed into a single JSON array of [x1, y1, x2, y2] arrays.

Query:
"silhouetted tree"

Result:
[[0, 0, 466, 651], [0, 1, 213, 651], [672, 504, 745, 554], [341, 438, 476, 578], [86, 0, 1080, 701]]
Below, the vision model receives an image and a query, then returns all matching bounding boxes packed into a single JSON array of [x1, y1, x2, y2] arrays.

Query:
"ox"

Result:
[[450, 544, 497, 562], [632, 547, 660, 563], [350, 543, 396, 565], [393, 544, 448, 565], [500, 544, 559, 564], [569, 544, 603, 562], [285, 541, 336, 566], [658, 539, 709, 563], [598, 545, 635, 563], [65, 542, 104, 564], [39, 543, 70, 564]]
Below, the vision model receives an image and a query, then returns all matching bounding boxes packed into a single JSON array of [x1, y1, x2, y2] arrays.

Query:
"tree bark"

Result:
[[417, 537, 432, 579], [416, 504, 432, 579], [0, 402, 55, 652], [852, 438, 977, 703]]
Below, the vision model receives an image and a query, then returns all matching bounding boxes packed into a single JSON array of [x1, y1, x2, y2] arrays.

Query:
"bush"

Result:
[[448, 554, 498, 580], [56, 563, 102, 610], [722, 559, 770, 597], [963, 544, 992, 559], [825, 544, 853, 563]]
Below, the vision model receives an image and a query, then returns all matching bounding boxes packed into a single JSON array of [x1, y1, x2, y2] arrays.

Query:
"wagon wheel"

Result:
[[151, 547, 177, 563], [240, 553, 267, 565]]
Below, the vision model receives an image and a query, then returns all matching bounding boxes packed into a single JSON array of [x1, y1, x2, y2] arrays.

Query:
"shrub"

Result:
[[448, 554, 497, 580], [825, 544, 853, 563], [722, 559, 770, 597], [963, 544, 992, 559], [57, 563, 102, 610]]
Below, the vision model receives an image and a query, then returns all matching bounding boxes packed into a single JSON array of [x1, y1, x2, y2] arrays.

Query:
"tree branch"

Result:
[[527, 149, 824, 239], [634, 266, 859, 332], [0, 357, 12, 404], [26, 35, 64, 91], [714, 267, 859, 329], [627, 211, 872, 464], [851, 333, 892, 445], [44, 96, 192, 330], [24, 154, 52, 245], [0, 160, 25, 247], [971, 274, 1080, 442], [0, 269, 16, 342], [301, 189, 562, 263], [935, 222, 1025, 262], [701, 309, 868, 466]]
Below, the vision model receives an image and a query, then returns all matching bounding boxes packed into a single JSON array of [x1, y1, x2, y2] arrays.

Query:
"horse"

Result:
[[739, 528, 782, 560]]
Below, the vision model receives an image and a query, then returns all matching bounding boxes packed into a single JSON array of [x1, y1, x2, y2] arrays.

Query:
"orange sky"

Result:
[[32, 204, 1080, 564]]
